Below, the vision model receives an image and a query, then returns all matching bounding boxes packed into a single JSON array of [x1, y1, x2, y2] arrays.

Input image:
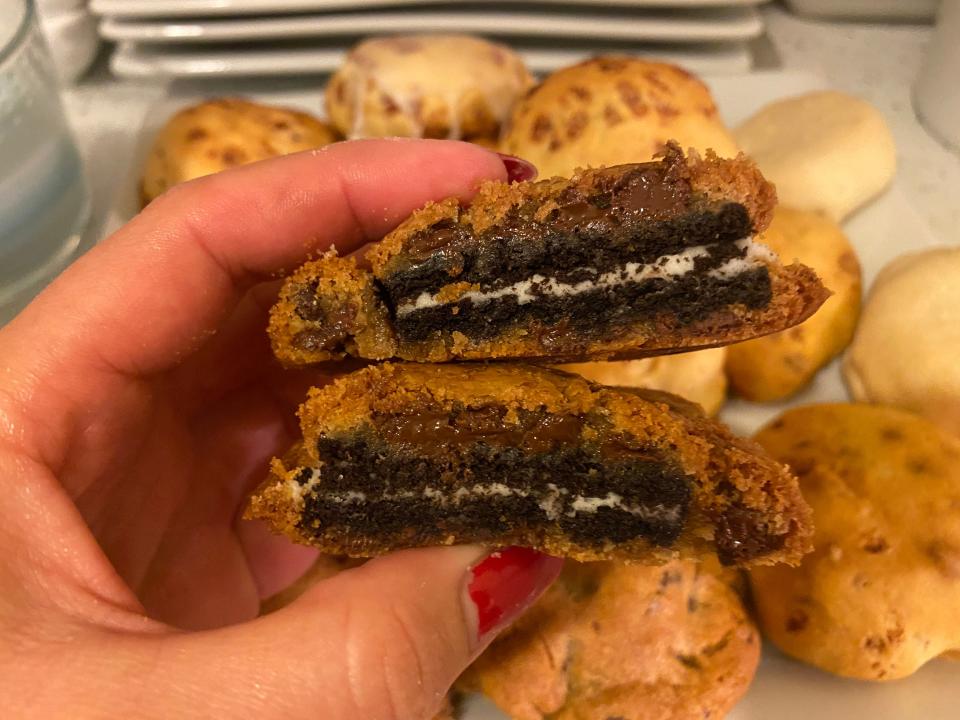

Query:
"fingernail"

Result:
[[497, 153, 538, 183], [466, 547, 563, 642]]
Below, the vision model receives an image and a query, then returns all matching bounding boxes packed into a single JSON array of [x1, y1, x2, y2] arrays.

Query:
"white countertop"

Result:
[[62, 5, 960, 248]]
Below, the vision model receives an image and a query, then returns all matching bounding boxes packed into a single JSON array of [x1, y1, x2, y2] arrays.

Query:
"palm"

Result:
[[56, 294, 321, 630], [0, 140, 506, 636]]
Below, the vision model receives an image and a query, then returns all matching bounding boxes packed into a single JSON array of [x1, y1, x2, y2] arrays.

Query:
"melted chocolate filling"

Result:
[[292, 281, 357, 352]]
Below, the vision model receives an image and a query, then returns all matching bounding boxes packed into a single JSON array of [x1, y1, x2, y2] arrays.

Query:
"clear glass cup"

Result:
[[0, 0, 90, 320]]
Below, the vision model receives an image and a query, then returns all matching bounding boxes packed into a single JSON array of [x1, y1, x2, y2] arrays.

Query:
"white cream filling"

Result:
[[289, 475, 682, 522], [396, 237, 772, 318]]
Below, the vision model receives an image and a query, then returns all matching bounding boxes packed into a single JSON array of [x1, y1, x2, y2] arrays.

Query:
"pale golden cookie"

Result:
[[726, 207, 862, 401], [325, 35, 533, 140], [734, 91, 896, 221], [501, 56, 739, 178], [141, 98, 339, 205], [844, 247, 960, 437], [750, 404, 960, 680], [561, 348, 728, 417], [464, 560, 760, 720]]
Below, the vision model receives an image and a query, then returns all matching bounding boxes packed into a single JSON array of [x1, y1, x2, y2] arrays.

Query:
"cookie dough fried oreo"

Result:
[[270, 144, 826, 365], [246, 363, 811, 566]]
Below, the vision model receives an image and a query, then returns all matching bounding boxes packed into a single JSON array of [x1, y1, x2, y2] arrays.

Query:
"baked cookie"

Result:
[[269, 145, 827, 365], [560, 348, 728, 417], [726, 207, 862, 401], [325, 35, 533, 140], [734, 91, 896, 221], [501, 56, 740, 178], [844, 247, 960, 437], [247, 362, 812, 566], [463, 560, 760, 720], [750, 404, 960, 680], [141, 98, 340, 205]]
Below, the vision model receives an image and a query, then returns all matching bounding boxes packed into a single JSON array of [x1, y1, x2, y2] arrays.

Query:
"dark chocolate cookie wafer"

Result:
[[269, 144, 826, 364], [246, 363, 811, 566]]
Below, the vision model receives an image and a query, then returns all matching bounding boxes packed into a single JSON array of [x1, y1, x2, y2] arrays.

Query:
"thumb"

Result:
[[163, 546, 562, 720]]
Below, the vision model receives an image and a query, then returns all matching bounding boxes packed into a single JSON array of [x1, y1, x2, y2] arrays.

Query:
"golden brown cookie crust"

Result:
[[463, 561, 760, 720], [500, 56, 740, 179], [141, 97, 340, 205], [750, 403, 960, 680], [246, 363, 811, 566]]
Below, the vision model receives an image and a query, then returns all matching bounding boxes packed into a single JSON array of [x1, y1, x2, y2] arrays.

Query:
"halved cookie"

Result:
[[246, 363, 811, 566], [269, 144, 827, 365]]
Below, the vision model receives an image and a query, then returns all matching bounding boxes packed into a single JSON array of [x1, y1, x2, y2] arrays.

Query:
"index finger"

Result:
[[1, 139, 507, 380]]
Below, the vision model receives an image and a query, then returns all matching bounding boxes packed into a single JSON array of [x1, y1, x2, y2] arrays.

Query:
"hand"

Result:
[[0, 139, 559, 719]]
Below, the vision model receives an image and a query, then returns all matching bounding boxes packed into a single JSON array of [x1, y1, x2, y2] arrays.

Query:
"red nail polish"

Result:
[[467, 547, 562, 640], [497, 153, 538, 184]]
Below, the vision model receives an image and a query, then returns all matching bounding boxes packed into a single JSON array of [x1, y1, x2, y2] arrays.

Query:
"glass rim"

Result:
[[0, 0, 33, 68]]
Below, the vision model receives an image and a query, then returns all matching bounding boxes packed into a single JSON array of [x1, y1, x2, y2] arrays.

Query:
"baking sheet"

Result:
[[108, 70, 955, 718]]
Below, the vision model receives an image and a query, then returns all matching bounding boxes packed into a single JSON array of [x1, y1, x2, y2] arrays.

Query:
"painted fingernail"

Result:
[[497, 153, 538, 183], [467, 547, 563, 641]]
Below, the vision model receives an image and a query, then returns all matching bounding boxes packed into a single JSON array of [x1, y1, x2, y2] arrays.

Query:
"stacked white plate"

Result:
[[90, 0, 772, 79]]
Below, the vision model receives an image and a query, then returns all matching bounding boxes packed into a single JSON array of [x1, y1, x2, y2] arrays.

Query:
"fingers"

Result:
[[158, 546, 561, 720], [0, 139, 505, 378], [0, 139, 505, 467]]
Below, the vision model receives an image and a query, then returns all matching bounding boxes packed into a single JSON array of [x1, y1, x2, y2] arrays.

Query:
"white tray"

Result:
[[99, 6, 763, 44], [783, 0, 939, 21], [109, 41, 753, 79], [107, 70, 954, 719], [92, 0, 770, 19]]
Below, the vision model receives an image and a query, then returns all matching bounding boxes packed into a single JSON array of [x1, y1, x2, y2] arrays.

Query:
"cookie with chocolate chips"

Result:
[[750, 404, 960, 680], [461, 560, 760, 720], [500, 56, 741, 178], [140, 98, 340, 206]]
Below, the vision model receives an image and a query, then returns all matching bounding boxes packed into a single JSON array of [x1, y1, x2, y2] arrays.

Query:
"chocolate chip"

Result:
[[660, 569, 683, 588], [785, 609, 808, 632], [880, 427, 904, 442], [861, 536, 889, 554], [531, 115, 553, 142], [603, 104, 623, 126], [221, 147, 247, 166], [566, 111, 588, 140], [616, 80, 648, 117]]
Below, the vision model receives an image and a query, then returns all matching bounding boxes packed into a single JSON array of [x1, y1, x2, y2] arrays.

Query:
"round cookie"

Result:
[[561, 348, 728, 416], [844, 247, 960, 437], [726, 207, 862, 402], [500, 56, 739, 178], [141, 98, 340, 205], [734, 91, 896, 222], [325, 35, 533, 140], [750, 404, 960, 680], [465, 561, 760, 720]]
